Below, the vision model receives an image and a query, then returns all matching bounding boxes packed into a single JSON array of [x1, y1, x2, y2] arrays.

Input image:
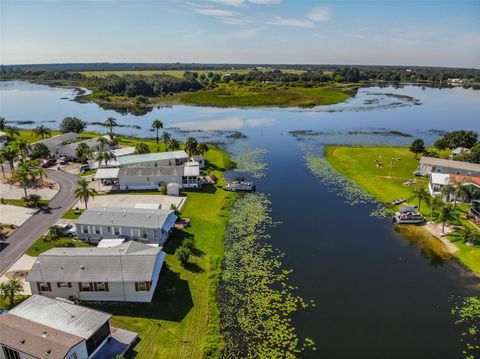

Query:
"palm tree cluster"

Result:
[[458, 227, 480, 246], [0, 278, 23, 305], [184, 137, 209, 157]]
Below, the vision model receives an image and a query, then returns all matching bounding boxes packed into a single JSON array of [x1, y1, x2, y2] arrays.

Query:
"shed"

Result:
[[167, 183, 180, 196]]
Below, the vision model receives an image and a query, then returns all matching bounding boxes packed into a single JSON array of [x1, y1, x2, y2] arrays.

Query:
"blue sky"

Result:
[[1, 0, 479, 67]]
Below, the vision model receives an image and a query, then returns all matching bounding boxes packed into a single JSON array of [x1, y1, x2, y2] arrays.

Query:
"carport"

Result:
[[94, 168, 120, 180]]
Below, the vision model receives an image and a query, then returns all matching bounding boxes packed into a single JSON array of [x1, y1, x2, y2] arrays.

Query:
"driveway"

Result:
[[0, 204, 38, 226], [0, 170, 80, 275]]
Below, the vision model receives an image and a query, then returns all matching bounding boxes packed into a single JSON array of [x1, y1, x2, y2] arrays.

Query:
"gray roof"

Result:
[[118, 166, 184, 177], [27, 241, 165, 283], [59, 135, 110, 152], [10, 295, 111, 340], [32, 132, 79, 149], [420, 156, 480, 172], [0, 314, 84, 359], [76, 206, 177, 229], [117, 150, 188, 166]]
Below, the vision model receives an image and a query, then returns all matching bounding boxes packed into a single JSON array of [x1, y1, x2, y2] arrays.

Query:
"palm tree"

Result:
[[168, 138, 181, 151], [32, 125, 52, 139], [428, 196, 444, 222], [96, 136, 110, 152], [75, 142, 91, 163], [457, 227, 478, 246], [0, 117, 5, 131], [4, 126, 20, 140], [105, 117, 118, 137], [14, 139, 30, 161], [33, 166, 47, 182], [134, 143, 150, 155], [151, 119, 164, 145], [2, 145, 18, 170], [11, 162, 34, 197], [48, 225, 65, 241], [95, 150, 116, 168], [75, 179, 96, 209], [0, 278, 23, 304], [196, 143, 209, 156], [162, 131, 171, 150], [439, 204, 453, 234], [441, 184, 455, 203], [413, 187, 429, 213], [184, 137, 198, 157], [0, 148, 7, 178]]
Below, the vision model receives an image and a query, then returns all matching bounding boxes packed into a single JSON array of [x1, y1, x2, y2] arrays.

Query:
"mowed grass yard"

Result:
[[325, 146, 480, 274], [89, 147, 237, 359]]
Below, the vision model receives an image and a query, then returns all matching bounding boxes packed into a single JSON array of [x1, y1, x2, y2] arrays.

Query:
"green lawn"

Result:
[[325, 145, 480, 275], [1, 198, 49, 208], [90, 147, 237, 359], [26, 236, 92, 256], [62, 208, 85, 219]]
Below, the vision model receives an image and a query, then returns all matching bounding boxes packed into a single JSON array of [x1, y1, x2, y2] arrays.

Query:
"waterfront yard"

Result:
[[89, 147, 236, 358], [325, 146, 480, 275]]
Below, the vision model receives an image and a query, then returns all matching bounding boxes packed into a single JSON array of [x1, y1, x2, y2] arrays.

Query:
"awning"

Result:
[[94, 168, 120, 180]]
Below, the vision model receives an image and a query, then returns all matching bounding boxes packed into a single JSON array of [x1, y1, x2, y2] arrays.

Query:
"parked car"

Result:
[[58, 156, 69, 165], [79, 164, 90, 173], [40, 158, 57, 168], [57, 223, 77, 238]]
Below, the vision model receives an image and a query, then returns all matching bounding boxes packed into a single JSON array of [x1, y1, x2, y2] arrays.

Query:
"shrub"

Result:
[[182, 238, 195, 251], [175, 246, 190, 266]]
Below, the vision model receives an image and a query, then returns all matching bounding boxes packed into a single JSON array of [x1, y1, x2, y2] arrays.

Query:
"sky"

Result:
[[1, 0, 479, 68]]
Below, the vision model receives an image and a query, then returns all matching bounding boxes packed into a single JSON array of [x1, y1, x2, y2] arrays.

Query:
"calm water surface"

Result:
[[1, 81, 480, 358]]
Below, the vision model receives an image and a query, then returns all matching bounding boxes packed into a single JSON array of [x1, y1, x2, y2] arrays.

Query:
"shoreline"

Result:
[[324, 145, 480, 276]]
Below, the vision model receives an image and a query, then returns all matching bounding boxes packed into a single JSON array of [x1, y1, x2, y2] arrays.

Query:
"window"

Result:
[[2, 346, 20, 359], [135, 281, 151, 291], [83, 226, 88, 234], [107, 226, 111, 233], [37, 282, 51, 292], [142, 230, 148, 239], [79, 282, 92, 292], [95, 282, 109, 292], [114, 227, 120, 235], [57, 282, 71, 288], [95, 226, 100, 235]]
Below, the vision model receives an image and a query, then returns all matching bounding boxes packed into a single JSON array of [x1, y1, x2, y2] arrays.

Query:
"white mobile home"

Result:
[[0, 295, 136, 359], [76, 206, 177, 244], [418, 157, 480, 177], [57, 135, 113, 158], [27, 241, 165, 303], [116, 150, 189, 168], [31, 132, 79, 155]]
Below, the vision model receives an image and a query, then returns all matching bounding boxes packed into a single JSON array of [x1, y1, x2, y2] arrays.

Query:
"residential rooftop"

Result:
[[117, 150, 188, 166], [32, 132, 79, 149], [76, 206, 177, 230], [420, 156, 480, 172], [0, 314, 84, 359], [27, 241, 165, 283], [9, 295, 112, 340]]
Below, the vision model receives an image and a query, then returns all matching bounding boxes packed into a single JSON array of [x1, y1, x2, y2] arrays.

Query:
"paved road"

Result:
[[0, 170, 80, 275]]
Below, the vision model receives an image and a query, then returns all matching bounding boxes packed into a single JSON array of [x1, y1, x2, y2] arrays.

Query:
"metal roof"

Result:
[[430, 173, 450, 185], [118, 166, 184, 177], [420, 156, 480, 172], [10, 295, 111, 340], [0, 314, 84, 359], [27, 242, 165, 283], [59, 135, 110, 151], [32, 132, 79, 149], [94, 168, 120, 179], [76, 206, 177, 229], [117, 150, 188, 166]]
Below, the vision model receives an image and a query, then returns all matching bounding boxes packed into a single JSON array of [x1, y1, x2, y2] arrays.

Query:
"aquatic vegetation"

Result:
[[230, 142, 268, 178], [452, 296, 480, 358], [303, 146, 376, 205], [219, 193, 315, 358]]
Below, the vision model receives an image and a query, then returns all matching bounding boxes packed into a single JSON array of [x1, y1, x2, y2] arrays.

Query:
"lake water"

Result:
[[1, 80, 480, 358]]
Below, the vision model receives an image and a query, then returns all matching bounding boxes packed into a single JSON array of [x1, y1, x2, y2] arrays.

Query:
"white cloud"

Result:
[[270, 16, 314, 28], [194, 7, 237, 17], [307, 6, 331, 23], [219, 16, 252, 25], [248, 0, 281, 4], [222, 27, 265, 40], [207, 0, 245, 7]]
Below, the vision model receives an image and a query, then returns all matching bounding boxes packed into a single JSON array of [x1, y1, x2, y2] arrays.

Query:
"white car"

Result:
[[57, 223, 77, 238]]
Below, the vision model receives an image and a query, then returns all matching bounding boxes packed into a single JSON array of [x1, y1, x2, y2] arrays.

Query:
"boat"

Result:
[[390, 198, 406, 206], [223, 181, 256, 192], [393, 206, 424, 224]]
